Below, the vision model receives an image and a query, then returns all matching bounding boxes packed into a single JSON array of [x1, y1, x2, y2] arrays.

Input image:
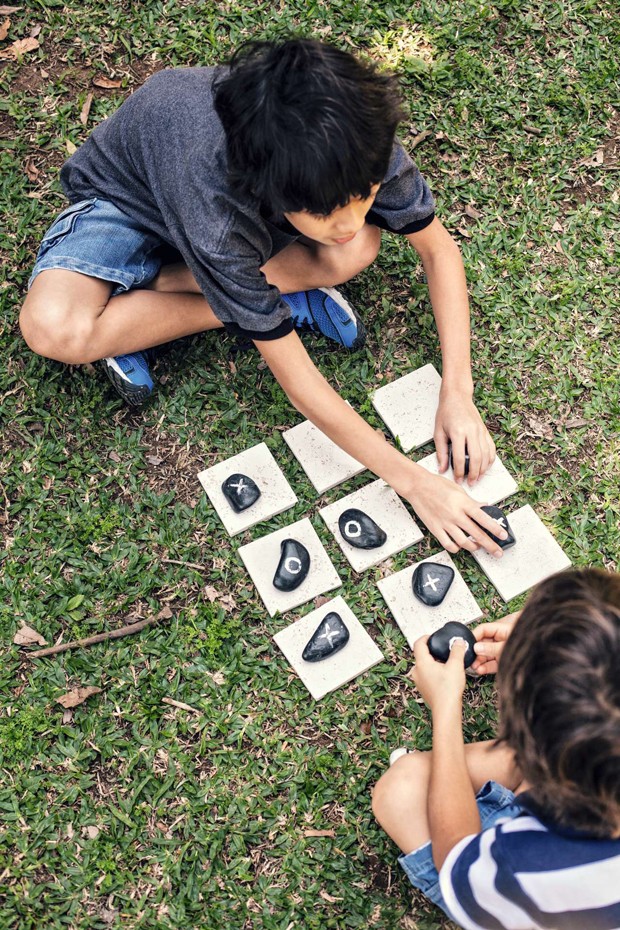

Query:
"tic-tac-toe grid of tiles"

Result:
[[199, 376, 573, 697]]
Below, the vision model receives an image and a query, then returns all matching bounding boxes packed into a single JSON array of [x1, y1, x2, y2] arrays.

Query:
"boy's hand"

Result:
[[411, 634, 467, 711], [471, 611, 521, 675], [406, 469, 507, 558], [435, 388, 496, 486]]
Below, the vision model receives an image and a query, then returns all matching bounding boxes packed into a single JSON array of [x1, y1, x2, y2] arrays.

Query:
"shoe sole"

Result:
[[318, 287, 367, 351], [102, 361, 152, 407]]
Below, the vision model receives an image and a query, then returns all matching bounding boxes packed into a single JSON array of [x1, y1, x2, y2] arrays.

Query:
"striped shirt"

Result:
[[439, 805, 620, 930]]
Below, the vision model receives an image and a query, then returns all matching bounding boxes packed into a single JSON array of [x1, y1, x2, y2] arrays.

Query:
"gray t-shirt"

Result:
[[61, 66, 435, 340]]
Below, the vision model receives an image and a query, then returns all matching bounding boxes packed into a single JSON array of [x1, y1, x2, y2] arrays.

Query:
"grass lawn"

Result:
[[1, 1, 618, 927]]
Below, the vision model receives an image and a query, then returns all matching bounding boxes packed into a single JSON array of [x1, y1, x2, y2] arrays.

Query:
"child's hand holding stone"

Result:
[[411, 634, 467, 712]]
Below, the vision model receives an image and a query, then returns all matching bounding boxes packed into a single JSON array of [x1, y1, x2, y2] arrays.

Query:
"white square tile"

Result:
[[472, 504, 571, 602], [197, 442, 297, 536], [238, 518, 341, 616], [283, 417, 366, 494], [377, 551, 483, 649], [273, 596, 384, 700], [417, 451, 518, 506], [371, 364, 442, 452], [319, 479, 424, 572]]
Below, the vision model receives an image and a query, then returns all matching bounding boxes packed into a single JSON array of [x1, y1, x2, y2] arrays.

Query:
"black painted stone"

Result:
[[338, 508, 387, 550], [273, 538, 311, 592], [221, 473, 261, 513], [428, 621, 476, 668], [302, 611, 350, 662], [449, 444, 470, 477], [412, 562, 455, 607], [475, 505, 516, 549]]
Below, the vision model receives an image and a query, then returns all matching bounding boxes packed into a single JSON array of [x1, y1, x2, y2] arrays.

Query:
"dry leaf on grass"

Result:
[[219, 593, 237, 612], [24, 156, 39, 181], [80, 92, 93, 126], [204, 585, 218, 602], [93, 74, 121, 89], [13, 625, 47, 646], [579, 149, 604, 168], [319, 890, 342, 903], [0, 16, 10, 40], [565, 417, 589, 429], [0, 5, 22, 13], [56, 686, 102, 708], [527, 416, 554, 440], [303, 828, 335, 838], [66, 139, 77, 155], [464, 204, 482, 219], [0, 35, 39, 58]]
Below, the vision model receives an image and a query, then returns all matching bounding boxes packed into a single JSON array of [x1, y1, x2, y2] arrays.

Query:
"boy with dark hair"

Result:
[[20, 38, 507, 556], [372, 568, 620, 929]]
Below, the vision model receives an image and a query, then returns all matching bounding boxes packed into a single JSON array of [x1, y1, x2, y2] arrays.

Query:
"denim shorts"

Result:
[[398, 780, 524, 919], [28, 198, 165, 296]]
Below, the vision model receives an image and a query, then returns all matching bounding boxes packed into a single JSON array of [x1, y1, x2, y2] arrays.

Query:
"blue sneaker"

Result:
[[282, 287, 366, 349], [102, 351, 154, 406]]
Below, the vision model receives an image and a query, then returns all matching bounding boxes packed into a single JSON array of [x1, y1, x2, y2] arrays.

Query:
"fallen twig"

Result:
[[523, 123, 543, 136], [410, 128, 433, 149], [161, 558, 205, 571], [162, 697, 201, 714], [27, 607, 173, 658]]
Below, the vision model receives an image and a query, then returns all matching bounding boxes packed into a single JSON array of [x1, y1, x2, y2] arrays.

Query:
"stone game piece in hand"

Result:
[[427, 621, 476, 668], [221, 473, 261, 513], [412, 562, 455, 606], [449, 443, 469, 477], [338, 508, 387, 550], [273, 538, 311, 591], [475, 505, 516, 549], [302, 611, 350, 662]]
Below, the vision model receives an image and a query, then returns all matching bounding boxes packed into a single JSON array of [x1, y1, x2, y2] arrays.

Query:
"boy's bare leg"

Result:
[[372, 740, 523, 855], [20, 270, 223, 364], [20, 225, 380, 363]]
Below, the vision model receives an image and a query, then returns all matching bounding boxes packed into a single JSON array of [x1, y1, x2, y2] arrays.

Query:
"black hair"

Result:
[[214, 38, 405, 215], [498, 568, 620, 837]]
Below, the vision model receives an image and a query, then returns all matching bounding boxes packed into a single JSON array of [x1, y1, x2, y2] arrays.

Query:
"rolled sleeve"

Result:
[[368, 139, 435, 234]]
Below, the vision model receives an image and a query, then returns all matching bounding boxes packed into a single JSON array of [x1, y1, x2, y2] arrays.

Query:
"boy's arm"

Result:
[[406, 218, 495, 486], [255, 332, 506, 557], [412, 637, 482, 870]]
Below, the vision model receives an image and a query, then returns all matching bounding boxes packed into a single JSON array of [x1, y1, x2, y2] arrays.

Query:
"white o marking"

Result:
[[284, 557, 302, 575], [344, 520, 362, 538], [449, 636, 468, 653]]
